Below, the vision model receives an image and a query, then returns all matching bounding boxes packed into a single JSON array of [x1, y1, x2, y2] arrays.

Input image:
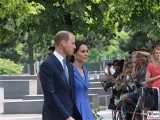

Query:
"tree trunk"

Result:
[[28, 35, 35, 75]]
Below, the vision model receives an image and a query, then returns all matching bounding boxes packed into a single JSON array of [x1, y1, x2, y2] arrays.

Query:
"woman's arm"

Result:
[[131, 63, 137, 79], [138, 51, 150, 57], [145, 71, 160, 83], [122, 60, 128, 77], [115, 77, 121, 91]]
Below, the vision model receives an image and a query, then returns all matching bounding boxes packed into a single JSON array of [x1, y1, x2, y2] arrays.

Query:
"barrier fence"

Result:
[[108, 87, 160, 120]]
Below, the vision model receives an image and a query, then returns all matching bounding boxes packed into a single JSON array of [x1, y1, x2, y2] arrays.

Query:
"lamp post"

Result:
[[117, 53, 121, 59], [100, 56, 107, 73]]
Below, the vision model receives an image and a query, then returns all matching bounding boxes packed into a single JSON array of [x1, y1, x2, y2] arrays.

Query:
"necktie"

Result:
[[63, 59, 69, 84]]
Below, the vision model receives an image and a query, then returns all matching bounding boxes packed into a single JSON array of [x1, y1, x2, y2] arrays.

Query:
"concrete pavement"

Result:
[[0, 109, 113, 120], [0, 114, 41, 120]]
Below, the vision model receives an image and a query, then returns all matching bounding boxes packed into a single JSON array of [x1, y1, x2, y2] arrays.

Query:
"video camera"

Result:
[[101, 81, 115, 92], [121, 80, 141, 94], [117, 75, 124, 81]]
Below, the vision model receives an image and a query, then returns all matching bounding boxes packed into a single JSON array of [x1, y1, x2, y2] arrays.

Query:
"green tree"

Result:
[[0, 0, 44, 45], [0, 0, 44, 74], [0, 58, 23, 75], [2, 0, 160, 74], [15, 0, 117, 74], [108, 0, 160, 40]]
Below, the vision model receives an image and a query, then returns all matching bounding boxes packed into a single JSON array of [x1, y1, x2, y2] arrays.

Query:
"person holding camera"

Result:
[[114, 47, 152, 119], [102, 59, 125, 97], [114, 58, 137, 107]]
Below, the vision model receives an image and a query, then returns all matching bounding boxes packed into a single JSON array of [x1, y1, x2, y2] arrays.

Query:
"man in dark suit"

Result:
[[40, 30, 82, 120]]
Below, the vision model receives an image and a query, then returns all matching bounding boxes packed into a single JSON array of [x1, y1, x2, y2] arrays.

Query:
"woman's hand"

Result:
[[132, 60, 137, 68]]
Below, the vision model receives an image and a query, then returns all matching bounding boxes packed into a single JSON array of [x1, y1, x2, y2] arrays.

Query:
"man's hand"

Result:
[[66, 116, 75, 120]]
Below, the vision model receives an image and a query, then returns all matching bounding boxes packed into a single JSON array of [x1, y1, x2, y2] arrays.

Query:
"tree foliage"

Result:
[[1, 0, 160, 73], [0, 58, 23, 75], [109, 0, 160, 40], [0, 0, 44, 49]]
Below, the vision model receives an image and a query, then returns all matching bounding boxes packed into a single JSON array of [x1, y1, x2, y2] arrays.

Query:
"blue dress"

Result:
[[73, 64, 94, 120]]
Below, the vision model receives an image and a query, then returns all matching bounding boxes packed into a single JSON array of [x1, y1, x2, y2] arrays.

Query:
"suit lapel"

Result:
[[50, 54, 71, 89], [73, 65, 87, 89], [83, 67, 89, 88]]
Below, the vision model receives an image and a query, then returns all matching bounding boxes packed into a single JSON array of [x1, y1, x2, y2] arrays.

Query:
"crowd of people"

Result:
[[102, 45, 160, 119]]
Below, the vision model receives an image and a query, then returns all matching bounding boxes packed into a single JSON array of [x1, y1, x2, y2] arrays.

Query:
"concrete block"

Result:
[[88, 74, 99, 79], [89, 88, 107, 95], [99, 95, 112, 106], [88, 94, 99, 109], [0, 75, 36, 80], [29, 80, 37, 95], [23, 94, 43, 100], [0, 88, 4, 113], [89, 78, 105, 82], [4, 99, 43, 114], [89, 82, 102, 88], [98, 74, 106, 79], [0, 80, 37, 99]]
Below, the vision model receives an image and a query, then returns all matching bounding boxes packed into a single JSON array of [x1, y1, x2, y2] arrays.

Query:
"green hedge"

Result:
[[0, 58, 23, 75]]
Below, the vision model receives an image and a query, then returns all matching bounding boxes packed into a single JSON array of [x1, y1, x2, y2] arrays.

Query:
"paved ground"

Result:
[[0, 109, 113, 120], [0, 114, 41, 120]]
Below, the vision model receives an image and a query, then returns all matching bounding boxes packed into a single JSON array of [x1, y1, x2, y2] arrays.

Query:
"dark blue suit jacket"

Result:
[[40, 54, 82, 120]]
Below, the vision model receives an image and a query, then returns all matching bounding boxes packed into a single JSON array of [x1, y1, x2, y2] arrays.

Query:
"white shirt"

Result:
[[53, 51, 69, 80], [53, 51, 65, 68]]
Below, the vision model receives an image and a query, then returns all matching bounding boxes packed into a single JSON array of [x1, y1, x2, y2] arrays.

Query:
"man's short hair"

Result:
[[48, 46, 55, 51], [54, 31, 72, 46]]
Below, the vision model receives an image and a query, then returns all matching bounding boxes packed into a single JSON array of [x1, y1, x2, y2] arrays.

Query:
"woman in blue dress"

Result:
[[68, 40, 94, 120]]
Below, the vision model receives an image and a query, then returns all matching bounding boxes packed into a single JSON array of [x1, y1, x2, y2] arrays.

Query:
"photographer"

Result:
[[114, 58, 137, 106], [106, 60, 121, 82], [101, 60, 123, 94]]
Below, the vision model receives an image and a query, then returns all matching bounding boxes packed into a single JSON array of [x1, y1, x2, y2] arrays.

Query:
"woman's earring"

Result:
[[73, 54, 76, 60]]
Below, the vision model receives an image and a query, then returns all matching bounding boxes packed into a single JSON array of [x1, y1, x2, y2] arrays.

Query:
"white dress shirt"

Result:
[[53, 51, 65, 68]]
